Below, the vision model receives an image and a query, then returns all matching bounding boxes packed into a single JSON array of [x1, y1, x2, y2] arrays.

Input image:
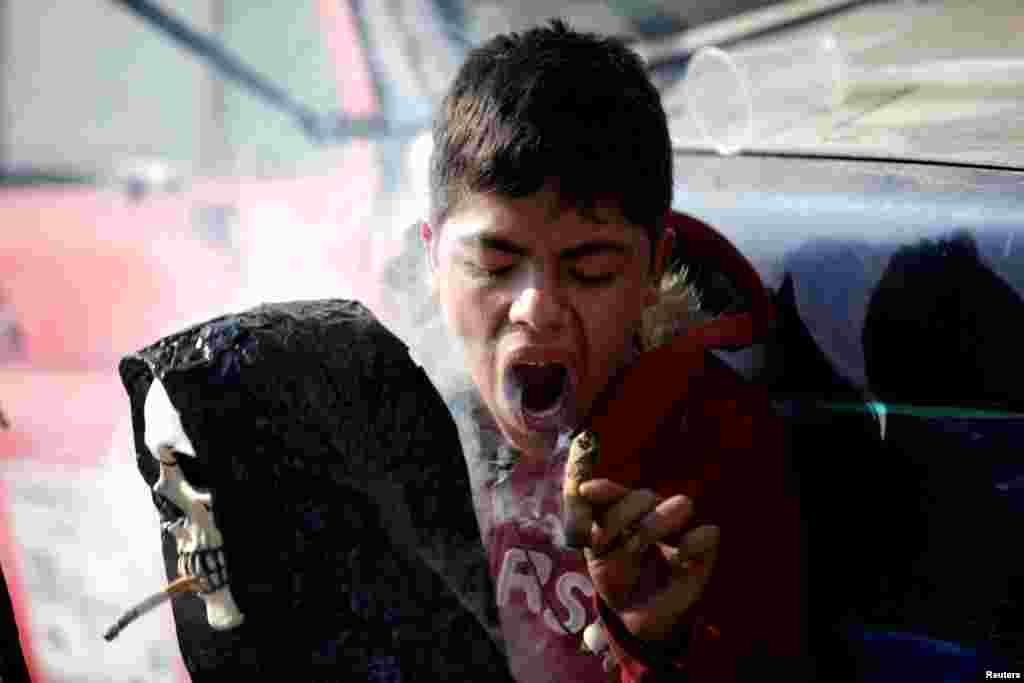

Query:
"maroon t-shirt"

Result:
[[481, 450, 608, 683]]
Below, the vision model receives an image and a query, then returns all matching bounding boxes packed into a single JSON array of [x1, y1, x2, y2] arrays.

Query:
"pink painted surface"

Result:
[[0, 186, 239, 369], [317, 0, 381, 117], [0, 369, 123, 465], [0, 479, 43, 682]]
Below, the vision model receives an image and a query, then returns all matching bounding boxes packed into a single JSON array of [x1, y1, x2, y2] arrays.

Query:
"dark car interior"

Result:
[[670, 182, 1024, 676]]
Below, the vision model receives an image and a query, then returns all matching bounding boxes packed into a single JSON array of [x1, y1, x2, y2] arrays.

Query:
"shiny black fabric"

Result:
[[0, 563, 30, 682]]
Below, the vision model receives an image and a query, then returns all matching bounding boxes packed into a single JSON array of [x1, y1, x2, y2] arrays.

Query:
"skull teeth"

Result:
[[161, 518, 186, 535], [178, 547, 231, 594]]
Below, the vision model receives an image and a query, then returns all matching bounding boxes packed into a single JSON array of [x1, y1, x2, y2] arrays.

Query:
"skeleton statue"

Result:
[[115, 300, 515, 681], [143, 377, 244, 631]]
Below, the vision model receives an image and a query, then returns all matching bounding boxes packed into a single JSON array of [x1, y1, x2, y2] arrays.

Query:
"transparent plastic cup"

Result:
[[675, 0, 954, 155], [680, 31, 850, 156]]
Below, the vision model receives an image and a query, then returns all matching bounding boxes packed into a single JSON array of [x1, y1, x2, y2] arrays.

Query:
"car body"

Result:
[[0, 0, 1020, 680]]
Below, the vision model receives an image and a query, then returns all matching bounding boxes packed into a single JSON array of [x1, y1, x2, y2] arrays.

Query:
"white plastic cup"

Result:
[[676, 0, 936, 157], [681, 31, 849, 156]]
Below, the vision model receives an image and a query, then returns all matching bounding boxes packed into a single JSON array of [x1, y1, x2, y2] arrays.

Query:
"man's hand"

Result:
[[579, 479, 720, 644]]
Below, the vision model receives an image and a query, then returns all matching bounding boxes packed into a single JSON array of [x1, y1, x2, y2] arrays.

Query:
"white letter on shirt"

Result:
[[543, 571, 594, 635], [497, 548, 546, 615]]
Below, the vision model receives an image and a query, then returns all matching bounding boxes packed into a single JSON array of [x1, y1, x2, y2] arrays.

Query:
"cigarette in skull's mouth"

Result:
[[103, 575, 200, 642], [563, 430, 599, 549]]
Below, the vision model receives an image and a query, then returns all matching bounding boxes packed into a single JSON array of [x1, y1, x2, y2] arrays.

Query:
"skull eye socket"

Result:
[[158, 446, 212, 495], [154, 491, 186, 523], [157, 447, 191, 465], [152, 448, 213, 522]]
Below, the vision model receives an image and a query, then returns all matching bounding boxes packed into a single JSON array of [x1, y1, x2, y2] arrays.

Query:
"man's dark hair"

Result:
[[430, 19, 672, 246]]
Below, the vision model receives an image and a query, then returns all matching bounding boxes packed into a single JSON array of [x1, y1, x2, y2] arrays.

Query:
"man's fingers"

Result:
[[681, 523, 720, 557], [589, 489, 659, 553], [620, 525, 721, 641], [663, 524, 720, 576], [606, 494, 696, 557], [578, 481, 694, 557], [619, 574, 704, 642], [636, 495, 694, 546], [577, 478, 631, 505]]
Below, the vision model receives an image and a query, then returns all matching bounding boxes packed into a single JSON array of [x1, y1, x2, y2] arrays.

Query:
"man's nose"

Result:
[[508, 269, 568, 333]]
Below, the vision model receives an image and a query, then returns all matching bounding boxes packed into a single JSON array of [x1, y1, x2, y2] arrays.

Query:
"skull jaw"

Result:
[[144, 378, 245, 631], [202, 585, 245, 630]]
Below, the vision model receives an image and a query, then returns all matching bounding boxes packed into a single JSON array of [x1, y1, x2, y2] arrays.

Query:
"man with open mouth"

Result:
[[419, 19, 808, 683]]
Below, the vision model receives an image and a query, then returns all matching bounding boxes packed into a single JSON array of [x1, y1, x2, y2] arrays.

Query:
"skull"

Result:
[[143, 377, 244, 630]]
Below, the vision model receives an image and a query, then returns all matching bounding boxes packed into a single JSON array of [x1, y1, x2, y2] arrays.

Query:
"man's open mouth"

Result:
[[505, 361, 575, 431]]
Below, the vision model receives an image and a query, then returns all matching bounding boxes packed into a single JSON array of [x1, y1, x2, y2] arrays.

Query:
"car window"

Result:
[[458, 1, 788, 40], [672, 152, 1024, 669]]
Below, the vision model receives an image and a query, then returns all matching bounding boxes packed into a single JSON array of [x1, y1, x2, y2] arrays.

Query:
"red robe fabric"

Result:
[[593, 351, 806, 681], [585, 211, 806, 681]]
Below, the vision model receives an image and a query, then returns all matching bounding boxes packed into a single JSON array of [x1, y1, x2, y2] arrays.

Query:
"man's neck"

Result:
[[506, 429, 573, 468]]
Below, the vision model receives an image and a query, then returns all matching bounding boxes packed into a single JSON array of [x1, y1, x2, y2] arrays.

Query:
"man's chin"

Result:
[[495, 408, 571, 460], [514, 432, 560, 462]]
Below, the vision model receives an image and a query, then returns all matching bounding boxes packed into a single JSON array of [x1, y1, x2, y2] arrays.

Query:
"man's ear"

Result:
[[646, 226, 676, 307], [421, 221, 438, 274], [421, 221, 442, 298]]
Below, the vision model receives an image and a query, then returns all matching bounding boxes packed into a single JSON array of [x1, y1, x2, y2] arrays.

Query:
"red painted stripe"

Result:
[[0, 479, 44, 682], [0, 188, 239, 369], [0, 369, 122, 466], [316, 0, 380, 117]]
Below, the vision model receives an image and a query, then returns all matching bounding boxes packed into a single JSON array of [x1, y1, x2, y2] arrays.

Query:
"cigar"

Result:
[[104, 575, 199, 642], [563, 430, 600, 549]]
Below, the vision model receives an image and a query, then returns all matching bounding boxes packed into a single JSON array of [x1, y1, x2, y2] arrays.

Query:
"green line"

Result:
[[0, 172, 96, 187], [821, 401, 1024, 420]]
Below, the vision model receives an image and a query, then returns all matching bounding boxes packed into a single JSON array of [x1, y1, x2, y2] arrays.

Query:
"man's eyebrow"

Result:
[[458, 234, 630, 259], [560, 241, 630, 260], [458, 234, 529, 256]]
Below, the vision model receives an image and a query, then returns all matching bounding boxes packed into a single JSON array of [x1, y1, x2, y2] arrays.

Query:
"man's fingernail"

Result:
[[626, 533, 647, 555]]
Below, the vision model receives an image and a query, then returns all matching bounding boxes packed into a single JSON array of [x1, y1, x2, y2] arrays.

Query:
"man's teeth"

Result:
[[177, 547, 230, 594], [161, 518, 186, 534]]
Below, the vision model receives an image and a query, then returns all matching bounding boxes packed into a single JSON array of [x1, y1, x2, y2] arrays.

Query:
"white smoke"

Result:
[[377, 219, 576, 546], [0, 418, 180, 682], [488, 431, 573, 549]]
